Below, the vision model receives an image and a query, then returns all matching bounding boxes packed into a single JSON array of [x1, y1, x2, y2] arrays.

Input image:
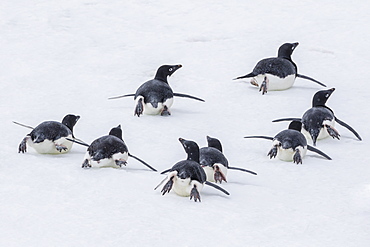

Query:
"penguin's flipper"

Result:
[[233, 72, 255, 80], [228, 166, 257, 175], [335, 117, 362, 141], [173, 93, 205, 102], [108, 93, 136, 100], [244, 136, 274, 140], [205, 181, 230, 195], [296, 74, 326, 87], [66, 138, 90, 147], [13, 121, 34, 130], [160, 168, 172, 174], [128, 153, 157, 172], [307, 145, 332, 160], [272, 118, 302, 123]]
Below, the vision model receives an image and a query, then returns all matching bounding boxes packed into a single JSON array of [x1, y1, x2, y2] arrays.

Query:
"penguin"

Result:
[[199, 136, 257, 183], [272, 88, 362, 146], [234, 42, 326, 95], [16, 114, 80, 154], [244, 121, 331, 164], [108, 64, 205, 117], [69, 125, 156, 171], [155, 138, 229, 202]]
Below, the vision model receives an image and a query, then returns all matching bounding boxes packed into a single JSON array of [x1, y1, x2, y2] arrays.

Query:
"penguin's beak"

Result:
[[292, 42, 299, 50]]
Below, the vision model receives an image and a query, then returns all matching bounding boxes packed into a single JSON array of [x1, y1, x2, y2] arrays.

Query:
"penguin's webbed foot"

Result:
[[161, 177, 174, 195], [293, 149, 303, 165], [55, 144, 68, 152], [190, 185, 201, 202], [18, 137, 28, 153], [250, 78, 259, 87], [115, 159, 127, 167], [268, 145, 278, 159], [259, 76, 269, 95], [134, 98, 144, 117], [160, 105, 171, 116], [325, 125, 340, 140], [82, 159, 91, 169], [214, 166, 227, 183]]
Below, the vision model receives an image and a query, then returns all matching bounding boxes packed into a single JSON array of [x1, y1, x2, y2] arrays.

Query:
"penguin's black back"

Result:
[[274, 129, 307, 150], [30, 121, 71, 143], [199, 147, 229, 168], [171, 161, 206, 183], [134, 79, 173, 106], [302, 107, 334, 132], [253, 57, 297, 78], [88, 135, 128, 160]]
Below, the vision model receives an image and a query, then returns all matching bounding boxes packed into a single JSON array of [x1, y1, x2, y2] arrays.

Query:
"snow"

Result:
[[1, 0, 369, 246]]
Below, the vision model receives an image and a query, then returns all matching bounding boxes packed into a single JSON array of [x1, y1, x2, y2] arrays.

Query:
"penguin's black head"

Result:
[[109, 125, 123, 140], [155, 64, 182, 83], [206, 136, 223, 153], [288, 121, 302, 132], [312, 88, 335, 107], [61, 114, 80, 132], [277, 42, 299, 59], [179, 137, 199, 163]]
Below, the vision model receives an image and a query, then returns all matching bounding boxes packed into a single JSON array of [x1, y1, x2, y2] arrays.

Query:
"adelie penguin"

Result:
[[15, 114, 80, 154], [108, 64, 205, 117], [155, 138, 229, 202], [200, 136, 257, 183], [244, 121, 332, 164], [234, 42, 326, 95], [272, 88, 362, 146], [68, 125, 156, 171]]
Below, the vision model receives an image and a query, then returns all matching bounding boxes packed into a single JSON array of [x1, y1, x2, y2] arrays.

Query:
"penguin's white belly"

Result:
[[86, 152, 128, 168], [136, 97, 174, 115], [202, 163, 228, 182], [302, 119, 335, 141], [172, 177, 204, 197], [28, 135, 73, 154], [253, 74, 295, 91], [277, 146, 307, 161]]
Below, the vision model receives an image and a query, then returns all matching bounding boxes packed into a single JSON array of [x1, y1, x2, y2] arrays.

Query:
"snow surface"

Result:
[[1, 1, 369, 246]]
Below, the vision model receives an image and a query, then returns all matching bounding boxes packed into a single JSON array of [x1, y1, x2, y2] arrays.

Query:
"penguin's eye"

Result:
[[169, 68, 173, 72], [326, 93, 329, 97]]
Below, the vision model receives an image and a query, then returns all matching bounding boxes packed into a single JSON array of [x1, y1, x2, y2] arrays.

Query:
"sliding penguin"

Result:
[[16, 114, 80, 154], [200, 136, 257, 183], [109, 64, 204, 117], [244, 121, 331, 164], [234, 42, 326, 95], [71, 125, 156, 171], [155, 138, 229, 202], [272, 88, 362, 146]]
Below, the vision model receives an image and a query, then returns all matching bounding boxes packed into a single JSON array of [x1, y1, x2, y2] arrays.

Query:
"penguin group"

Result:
[[15, 42, 362, 202]]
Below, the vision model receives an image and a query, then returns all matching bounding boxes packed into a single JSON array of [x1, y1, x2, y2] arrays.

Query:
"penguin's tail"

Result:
[[108, 93, 135, 100], [233, 72, 255, 80], [296, 74, 326, 87]]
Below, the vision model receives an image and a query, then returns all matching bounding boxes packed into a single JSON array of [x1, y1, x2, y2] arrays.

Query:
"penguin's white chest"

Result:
[[202, 163, 228, 182], [136, 96, 174, 115], [28, 135, 73, 154], [273, 140, 307, 161], [253, 74, 295, 91], [302, 119, 335, 141], [85, 151, 128, 168], [170, 175, 204, 197]]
